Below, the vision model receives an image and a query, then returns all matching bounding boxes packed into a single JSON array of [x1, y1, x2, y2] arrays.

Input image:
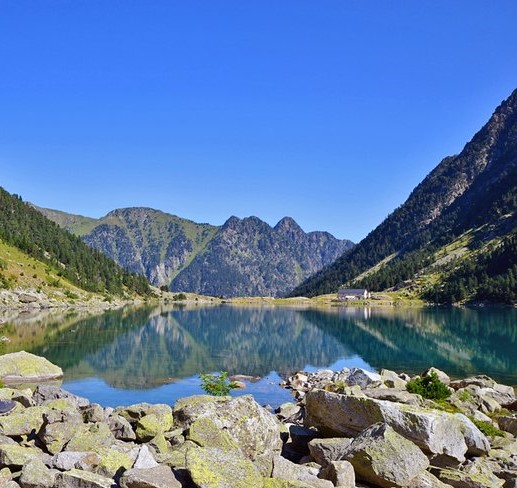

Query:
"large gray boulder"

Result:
[[174, 394, 283, 473], [19, 459, 56, 488], [305, 390, 490, 463], [341, 423, 430, 488], [271, 455, 333, 488], [318, 460, 355, 487], [0, 352, 63, 383], [185, 446, 263, 488], [54, 469, 116, 488], [33, 385, 89, 408], [307, 437, 353, 467]]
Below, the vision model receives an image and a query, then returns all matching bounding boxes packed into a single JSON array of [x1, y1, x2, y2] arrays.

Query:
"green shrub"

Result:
[[159, 285, 169, 292], [173, 293, 187, 301], [199, 371, 239, 396], [406, 372, 451, 400], [469, 418, 505, 437]]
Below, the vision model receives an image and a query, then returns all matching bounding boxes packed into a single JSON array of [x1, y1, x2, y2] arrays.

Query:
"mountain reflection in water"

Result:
[[2, 305, 515, 406]]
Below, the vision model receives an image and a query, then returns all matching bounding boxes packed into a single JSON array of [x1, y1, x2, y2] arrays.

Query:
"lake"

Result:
[[1, 304, 516, 407]]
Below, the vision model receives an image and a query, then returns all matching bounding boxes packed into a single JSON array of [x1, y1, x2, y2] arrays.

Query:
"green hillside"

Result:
[[0, 187, 150, 296], [291, 88, 517, 304]]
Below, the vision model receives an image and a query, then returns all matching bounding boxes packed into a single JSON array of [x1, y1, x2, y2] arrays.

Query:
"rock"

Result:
[[83, 404, 107, 423], [450, 376, 515, 407], [380, 369, 408, 389], [147, 434, 173, 463], [290, 373, 309, 391], [186, 446, 263, 488], [264, 479, 314, 487], [342, 422, 430, 488], [288, 425, 318, 455], [107, 414, 136, 441], [498, 415, 517, 436], [423, 367, 451, 385], [272, 455, 333, 488], [95, 446, 134, 479], [363, 387, 422, 405], [116, 403, 171, 426], [135, 410, 173, 442], [305, 390, 490, 463], [318, 460, 355, 487], [0, 406, 47, 437], [437, 458, 505, 487], [33, 385, 89, 408], [119, 465, 181, 488], [276, 403, 302, 423], [0, 443, 46, 468], [308, 437, 353, 467], [65, 422, 116, 452], [174, 394, 283, 473], [186, 416, 239, 451], [132, 444, 159, 469], [51, 451, 101, 471], [0, 352, 63, 383], [346, 368, 382, 388], [19, 458, 56, 488], [18, 294, 38, 304], [54, 469, 117, 488], [38, 410, 84, 454], [0, 387, 35, 408]]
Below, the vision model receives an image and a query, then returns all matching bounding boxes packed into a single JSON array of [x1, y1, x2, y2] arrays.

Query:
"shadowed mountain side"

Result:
[[298, 307, 517, 384]]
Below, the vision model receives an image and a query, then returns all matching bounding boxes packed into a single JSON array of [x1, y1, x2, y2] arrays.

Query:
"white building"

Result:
[[337, 287, 371, 301]]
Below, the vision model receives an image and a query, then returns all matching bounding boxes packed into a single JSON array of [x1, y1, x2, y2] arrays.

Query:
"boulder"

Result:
[[64, 422, 116, 452], [108, 414, 136, 441], [135, 411, 173, 442], [186, 416, 239, 451], [450, 376, 515, 407], [54, 469, 116, 488], [95, 446, 134, 479], [18, 294, 38, 304], [38, 409, 84, 454], [83, 404, 107, 423], [132, 444, 159, 469], [346, 368, 382, 388], [186, 446, 263, 488], [363, 387, 422, 405], [318, 460, 355, 487], [307, 438, 353, 467], [271, 455, 333, 488], [380, 369, 408, 389], [341, 423, 430, 488], [0, 406, 47, 437], [423, 368, 451, 385], [174, 394, 283, 473], [436, 458, 505, 487], [33, 385, 89, 408], [264, 479, 313, 488], [0, 352, 63, 383], [305, 390, 490, 463], [0, 443, 46, 469], [119, 465, 181, 488], [19, 458, 56, 488], [0, 387, 35, 408], [498, 415, 517, 436], [51, 451, 101, 471]]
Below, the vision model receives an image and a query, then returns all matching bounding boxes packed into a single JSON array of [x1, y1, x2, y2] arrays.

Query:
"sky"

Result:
[[1, 1, 517, 242]]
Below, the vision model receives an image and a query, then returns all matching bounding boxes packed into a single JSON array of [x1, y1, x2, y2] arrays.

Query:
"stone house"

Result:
[[337, 287, 371, 301]]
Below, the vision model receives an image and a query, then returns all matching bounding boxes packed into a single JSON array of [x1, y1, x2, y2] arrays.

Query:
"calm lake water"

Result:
[[2, 305, 516, 407]]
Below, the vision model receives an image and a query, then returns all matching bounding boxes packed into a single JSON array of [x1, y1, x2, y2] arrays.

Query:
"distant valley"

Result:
[[36, 206, 353, 297]]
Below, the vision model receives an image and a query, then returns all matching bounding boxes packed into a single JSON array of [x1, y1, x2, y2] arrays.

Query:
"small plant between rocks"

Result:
[[199, 371, 239, 396], [406, 371, 451, 400]]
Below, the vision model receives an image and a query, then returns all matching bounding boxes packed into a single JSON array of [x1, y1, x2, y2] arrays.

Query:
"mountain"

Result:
[[291, 89, 517, 304], [37, 207, 354, 297], [0, 187, 150, 298]]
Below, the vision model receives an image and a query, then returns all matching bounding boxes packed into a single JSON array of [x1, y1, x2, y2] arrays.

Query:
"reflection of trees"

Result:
[[7, 305, 517, 390], [299, 307, 517, 384]]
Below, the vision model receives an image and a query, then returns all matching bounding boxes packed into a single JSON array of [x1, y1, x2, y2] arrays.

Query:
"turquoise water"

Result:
[[3, 305, 516, 407]]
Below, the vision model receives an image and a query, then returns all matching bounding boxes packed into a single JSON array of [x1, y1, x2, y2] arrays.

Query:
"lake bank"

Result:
[[0, 352, 515, 487]]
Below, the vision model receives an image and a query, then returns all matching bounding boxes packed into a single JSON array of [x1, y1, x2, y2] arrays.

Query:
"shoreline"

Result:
[[0, 352, 515, 487]]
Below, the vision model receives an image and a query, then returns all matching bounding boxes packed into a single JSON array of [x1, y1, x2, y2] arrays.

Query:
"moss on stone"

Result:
[[187, 416, 239, 451]]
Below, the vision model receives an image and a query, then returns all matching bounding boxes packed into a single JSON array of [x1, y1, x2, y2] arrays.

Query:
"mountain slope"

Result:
[[0, 187, 150, 297], [38, 207, 353, 297], [291, 88, 517, 303], [171, 215, 353, 297]]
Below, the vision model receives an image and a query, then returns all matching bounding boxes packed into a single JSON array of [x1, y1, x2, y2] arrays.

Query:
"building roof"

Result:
[[338, 288, 368, 294]]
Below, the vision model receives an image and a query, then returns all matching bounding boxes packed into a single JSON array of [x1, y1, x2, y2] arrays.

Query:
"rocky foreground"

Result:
[[0, 352, 515, 487]]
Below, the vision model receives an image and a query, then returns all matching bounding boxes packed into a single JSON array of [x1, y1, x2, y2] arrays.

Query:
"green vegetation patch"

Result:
[[406, 372, 451, 400]]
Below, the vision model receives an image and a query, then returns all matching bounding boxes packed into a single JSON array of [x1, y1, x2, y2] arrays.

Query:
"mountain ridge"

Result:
[[37, 206, 354, 297], [290, 88, 517, 303]]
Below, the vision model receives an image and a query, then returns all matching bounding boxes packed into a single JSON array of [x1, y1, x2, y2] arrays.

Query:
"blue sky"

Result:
[[1, 1, 516, 242]]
